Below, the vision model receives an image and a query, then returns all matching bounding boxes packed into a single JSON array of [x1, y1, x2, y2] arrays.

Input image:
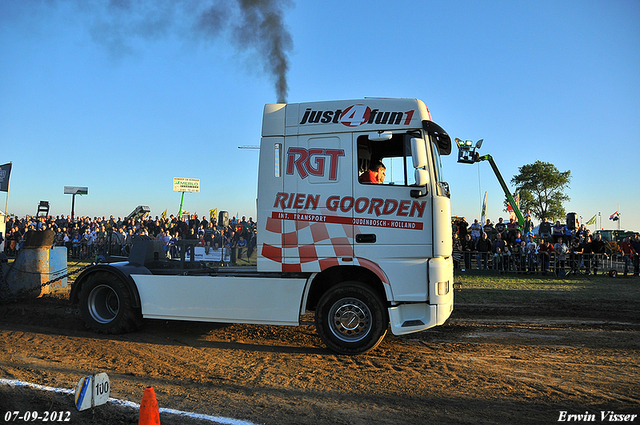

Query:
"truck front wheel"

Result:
[[78, 271, 141, 334], [315, 282, 388, 355]]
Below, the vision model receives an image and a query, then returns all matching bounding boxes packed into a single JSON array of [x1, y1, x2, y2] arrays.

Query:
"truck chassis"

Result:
[[71, 238, 390, 355]]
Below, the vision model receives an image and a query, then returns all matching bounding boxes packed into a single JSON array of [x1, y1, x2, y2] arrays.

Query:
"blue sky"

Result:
[[1, 0, 639, 231]]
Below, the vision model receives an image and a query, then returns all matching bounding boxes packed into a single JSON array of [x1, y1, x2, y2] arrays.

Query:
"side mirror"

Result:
[[411, 138, 428, 168], [414, 168, 429, 187]]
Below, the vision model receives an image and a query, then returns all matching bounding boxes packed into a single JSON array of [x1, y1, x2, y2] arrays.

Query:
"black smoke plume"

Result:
[[195, 0, 293, 103], [231, 0, 292, 104], [66, 0, 294, 103]]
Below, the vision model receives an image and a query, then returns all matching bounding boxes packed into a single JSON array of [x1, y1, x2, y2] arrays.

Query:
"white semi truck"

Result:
[[72, 98, 454, 355]]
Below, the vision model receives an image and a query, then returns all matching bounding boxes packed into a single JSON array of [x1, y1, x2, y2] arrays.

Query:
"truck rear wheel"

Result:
[[315, 282, 388, 355], [78, 271, 141, 334]]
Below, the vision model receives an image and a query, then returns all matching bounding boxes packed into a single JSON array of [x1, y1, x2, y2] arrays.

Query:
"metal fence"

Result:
[[453, 250, 637, 277]]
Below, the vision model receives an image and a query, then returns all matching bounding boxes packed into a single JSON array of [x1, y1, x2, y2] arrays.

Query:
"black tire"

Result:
[[78, 271, 141, 334], [315, 282, 388, 355]]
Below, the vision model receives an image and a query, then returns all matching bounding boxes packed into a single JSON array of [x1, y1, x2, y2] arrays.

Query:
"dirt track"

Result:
[[1, 284, 639, 425]]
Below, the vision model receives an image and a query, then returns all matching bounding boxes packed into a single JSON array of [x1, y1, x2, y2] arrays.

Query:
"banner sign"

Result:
[[64, 186, 88, 195], [173, 177, 200, 193], [0, 163, 11, 192], [188, 246, 231, 262]]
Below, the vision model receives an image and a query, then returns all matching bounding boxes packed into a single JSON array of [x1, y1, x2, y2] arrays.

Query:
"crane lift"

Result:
[[455, 138, 525, 227]]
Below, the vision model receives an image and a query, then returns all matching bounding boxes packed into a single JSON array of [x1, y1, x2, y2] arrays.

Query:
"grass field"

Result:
[[452, 271, 640, 323], [453, 271, 640, 315]]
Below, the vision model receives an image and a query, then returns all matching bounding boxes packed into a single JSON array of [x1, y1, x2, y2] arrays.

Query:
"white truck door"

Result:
[[352, 133, 433, 302]]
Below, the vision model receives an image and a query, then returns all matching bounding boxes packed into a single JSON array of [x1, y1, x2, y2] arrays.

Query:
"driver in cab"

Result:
[[359, 161, 386, 184]]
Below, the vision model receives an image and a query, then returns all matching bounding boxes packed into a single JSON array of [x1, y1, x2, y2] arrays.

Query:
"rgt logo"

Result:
[[286, 147, 345, 180], [299, 104, 415, 127]]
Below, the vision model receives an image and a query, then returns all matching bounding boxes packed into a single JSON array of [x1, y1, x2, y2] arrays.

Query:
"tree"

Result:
[[510, 161, 571, 222]]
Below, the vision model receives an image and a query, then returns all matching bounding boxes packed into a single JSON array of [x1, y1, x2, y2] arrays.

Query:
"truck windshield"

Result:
[[431, 140, 443, 183]]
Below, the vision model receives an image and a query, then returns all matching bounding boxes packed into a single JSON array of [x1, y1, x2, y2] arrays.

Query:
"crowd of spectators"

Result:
[[1, 213, 257, 266], [452, 215, 640, 277], [2, 211, 639, 275]]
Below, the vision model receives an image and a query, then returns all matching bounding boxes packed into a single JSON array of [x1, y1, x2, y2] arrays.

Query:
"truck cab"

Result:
[[257, 99, 454, 351]]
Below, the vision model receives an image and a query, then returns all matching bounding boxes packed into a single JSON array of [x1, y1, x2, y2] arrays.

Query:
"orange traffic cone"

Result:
[[139, 386, 161, 425]]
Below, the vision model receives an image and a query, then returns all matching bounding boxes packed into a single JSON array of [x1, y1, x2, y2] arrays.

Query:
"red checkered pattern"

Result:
[[261, 210, 388, 283]]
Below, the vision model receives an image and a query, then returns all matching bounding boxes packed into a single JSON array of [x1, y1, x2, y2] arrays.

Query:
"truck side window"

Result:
[[357, 134, 419, 186]]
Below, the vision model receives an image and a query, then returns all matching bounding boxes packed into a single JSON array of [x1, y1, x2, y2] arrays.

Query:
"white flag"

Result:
[[480, 191, 487, 224]]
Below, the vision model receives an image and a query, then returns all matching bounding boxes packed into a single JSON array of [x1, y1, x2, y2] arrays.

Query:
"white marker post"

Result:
[[74, 372, 110, 411]]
